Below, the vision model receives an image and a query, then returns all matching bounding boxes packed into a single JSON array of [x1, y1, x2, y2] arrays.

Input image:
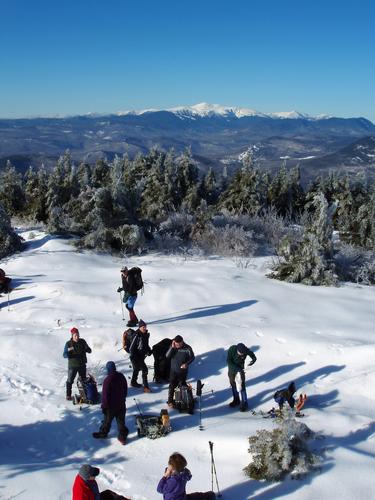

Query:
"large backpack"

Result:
[[123, 328, 138, 353], [128, 267, 143, 292], [152, 338, 172, 383], [74, 374, 99, 405], [174, 382, 195, 414]]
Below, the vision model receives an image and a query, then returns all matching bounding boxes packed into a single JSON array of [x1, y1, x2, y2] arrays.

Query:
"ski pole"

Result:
[[119, 291, 125, 320], [7, 292, 10, 311], [209, 441, 221, 497], [133, 397, 143, 416]]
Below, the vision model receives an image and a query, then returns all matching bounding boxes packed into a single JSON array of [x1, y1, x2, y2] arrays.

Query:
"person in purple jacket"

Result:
[[92, 361, 129, 444], [157, 452, 192, 500]]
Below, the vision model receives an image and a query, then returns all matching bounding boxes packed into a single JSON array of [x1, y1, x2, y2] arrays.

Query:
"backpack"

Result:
[[152, 338, 172, 383], [174, 382, 195, 414], [123, 328, 138, 353], [128, 267, 143, 292], [0, 269, 5, 280], [74, 374, 99, 405]]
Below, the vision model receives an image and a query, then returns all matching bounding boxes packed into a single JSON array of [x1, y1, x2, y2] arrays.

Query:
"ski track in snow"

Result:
[[1, 230, 375, 499]]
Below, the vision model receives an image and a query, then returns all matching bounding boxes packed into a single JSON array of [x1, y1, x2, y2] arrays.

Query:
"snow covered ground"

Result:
[[1, 230, 374, 500]]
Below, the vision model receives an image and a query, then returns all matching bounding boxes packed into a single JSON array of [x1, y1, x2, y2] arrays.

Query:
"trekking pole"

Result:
[[119, 291, 125, 320], [7, 292, 10, 311], [209, 441, 221, 497], [197, 380, 204, 431], [133, 397, 143, 416]]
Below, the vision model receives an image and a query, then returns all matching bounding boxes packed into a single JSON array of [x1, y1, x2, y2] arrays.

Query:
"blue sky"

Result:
[[1, 0, 374, 121]]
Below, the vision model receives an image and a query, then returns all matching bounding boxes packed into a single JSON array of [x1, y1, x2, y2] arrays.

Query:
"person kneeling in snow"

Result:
[[274, 381, 296, 410], [92, 361, 129, 444], [72, 463, 130, 500], [227, 343, 257, 412]]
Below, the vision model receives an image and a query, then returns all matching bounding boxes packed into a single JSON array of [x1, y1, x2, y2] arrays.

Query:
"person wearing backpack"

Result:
[[124, 319, 153, 392], [92, 361, 129, 444], [227, 343, 257, 412], [117, 266, 143, 327], [63, 327, 92, 401], [166, 335, 195, 408]]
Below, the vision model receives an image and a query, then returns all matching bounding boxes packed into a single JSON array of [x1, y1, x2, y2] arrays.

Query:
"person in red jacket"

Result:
[[72, 464, 130, 499], [92, 361, 129, 444]]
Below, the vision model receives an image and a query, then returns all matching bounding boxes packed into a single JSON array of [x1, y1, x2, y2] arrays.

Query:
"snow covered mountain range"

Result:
[[1, 103, 374, 180]]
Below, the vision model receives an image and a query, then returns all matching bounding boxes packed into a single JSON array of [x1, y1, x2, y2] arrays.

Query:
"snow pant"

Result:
[[168, 370, 187, 404], [124, 295, 138, 323], [100, 490, 130, 500], [99, 407, 129, 440], [228, 369, 247, 403], [66, 365, 86, 397], [131, 355, 149, 388]]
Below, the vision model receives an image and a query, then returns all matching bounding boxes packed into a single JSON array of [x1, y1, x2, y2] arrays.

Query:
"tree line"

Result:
[[0, 148, 374, 285]]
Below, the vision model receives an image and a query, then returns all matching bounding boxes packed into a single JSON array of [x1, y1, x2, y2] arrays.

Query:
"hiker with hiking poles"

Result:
[[117, 266, 143, 327]]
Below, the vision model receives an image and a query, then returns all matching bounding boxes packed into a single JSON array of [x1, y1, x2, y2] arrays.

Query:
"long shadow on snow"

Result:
[[0, 410, 126, 478], [0, 295, 35, 308], [148, 300, 258, 325], [251, 364, 346, 408]]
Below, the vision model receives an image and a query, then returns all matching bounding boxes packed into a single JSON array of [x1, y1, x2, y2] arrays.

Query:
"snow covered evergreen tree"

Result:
[[270, 193, 338, 285], [0, 161, 25, 216], [0, 203, 22, 259]]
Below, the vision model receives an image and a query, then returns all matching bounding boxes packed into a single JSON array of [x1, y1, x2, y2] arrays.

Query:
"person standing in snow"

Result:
[[166, 335, 195, 407], [127, 319, 153, 392], [157, 452, 192, 500], [92, 361, 129, 444], [227, 343, 257, 412], [117, 266, 141, 327], [72, 463, 130, 500], [63, 327, 92, 401]]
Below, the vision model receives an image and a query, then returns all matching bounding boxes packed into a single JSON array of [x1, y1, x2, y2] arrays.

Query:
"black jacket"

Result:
[[129, 329, 152, 359], [166, 343, 195, 374]]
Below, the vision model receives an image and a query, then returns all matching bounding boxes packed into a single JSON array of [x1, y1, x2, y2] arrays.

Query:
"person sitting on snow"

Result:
[[72, 463, 130, 499], [227, 343, 257, 412]]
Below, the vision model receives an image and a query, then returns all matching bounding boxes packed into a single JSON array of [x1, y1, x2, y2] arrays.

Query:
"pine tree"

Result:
[[0, 161, 25, 215], [0, 203, 22, 259]]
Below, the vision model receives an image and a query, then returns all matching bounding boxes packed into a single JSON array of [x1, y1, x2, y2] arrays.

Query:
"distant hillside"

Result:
[[1, 104, 374, 180]]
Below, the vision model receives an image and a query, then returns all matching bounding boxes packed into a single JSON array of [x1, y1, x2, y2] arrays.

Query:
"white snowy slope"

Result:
[[0, 230, 375, 500]]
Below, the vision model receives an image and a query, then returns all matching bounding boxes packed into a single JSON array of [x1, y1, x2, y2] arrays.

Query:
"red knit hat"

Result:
[[70, 327, 79, 335]]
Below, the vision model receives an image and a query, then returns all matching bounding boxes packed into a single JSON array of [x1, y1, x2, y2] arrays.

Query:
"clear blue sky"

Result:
[[1, 0, 374, 121]]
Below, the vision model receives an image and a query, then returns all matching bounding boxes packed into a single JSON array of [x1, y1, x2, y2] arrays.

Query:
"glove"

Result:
[[117, 287, 122, 293], [248, 360, 255, 366]]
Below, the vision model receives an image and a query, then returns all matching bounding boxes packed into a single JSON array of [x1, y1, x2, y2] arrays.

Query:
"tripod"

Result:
[[209, 441, 221, 497]]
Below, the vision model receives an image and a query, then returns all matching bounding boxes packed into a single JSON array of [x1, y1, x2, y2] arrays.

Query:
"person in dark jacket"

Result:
[[72, 463, 130, 500], [274, 382, 296, 410], [92, 361, 129, 444], [0, 268, 11, 295], [63, 327, 92, 401], [157, 452, 192, 500], [166, 335, 195, 407], [227, 343, 257, 412], [128, 319, 153, 392], [117, 266, 139, 327]]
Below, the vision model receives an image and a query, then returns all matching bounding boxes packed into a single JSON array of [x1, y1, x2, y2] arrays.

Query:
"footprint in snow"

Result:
[[255, 331, 264, 338]]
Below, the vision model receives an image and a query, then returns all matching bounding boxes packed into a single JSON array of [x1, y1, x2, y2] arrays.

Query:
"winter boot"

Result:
[[131, 381, 142, 388], [66, 381, 73, 401], [93, 431, 108, 439], [118, 435, 127, 445], [240, 401, 249, 412], [229, 397, 240, 408], [143, 387, 152, 393]]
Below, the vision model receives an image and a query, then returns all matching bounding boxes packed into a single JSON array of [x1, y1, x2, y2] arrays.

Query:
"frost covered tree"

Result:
[[270, 192, 338, 285], [0, 203, 22, 259], [244, 409, 320, 481], [219, 163, 261, 216], [23, 166, 48, 222], [0, 161, 25, 215]]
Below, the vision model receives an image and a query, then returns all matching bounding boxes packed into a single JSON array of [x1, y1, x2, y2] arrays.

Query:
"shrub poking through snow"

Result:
[[244, 409, 320, 481]]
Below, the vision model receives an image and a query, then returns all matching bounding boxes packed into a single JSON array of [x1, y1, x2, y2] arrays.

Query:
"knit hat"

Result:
[[138, 319, 147, 328], [236, 343, 247, 355], [106, 361, 116, 374], [121, 266, 128, 273], [174, 335, 183, 343], [78, 464, 100, 481], [70, 327, 79, 335]]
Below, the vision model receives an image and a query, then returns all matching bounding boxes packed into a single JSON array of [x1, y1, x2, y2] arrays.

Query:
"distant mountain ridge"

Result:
[[1, 103, 374, 180]]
